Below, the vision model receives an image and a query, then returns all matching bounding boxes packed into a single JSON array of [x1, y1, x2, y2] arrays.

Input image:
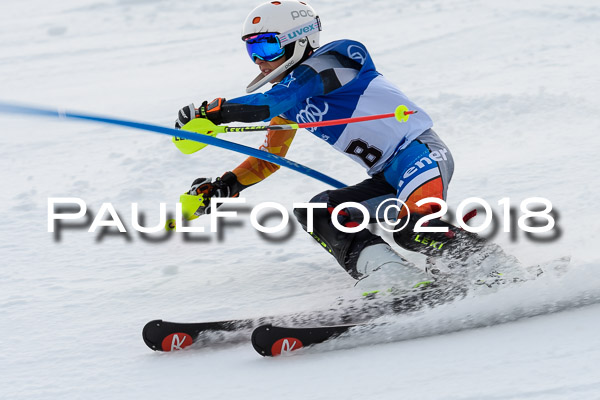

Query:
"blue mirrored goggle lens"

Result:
[[245, 33, 285, 62]]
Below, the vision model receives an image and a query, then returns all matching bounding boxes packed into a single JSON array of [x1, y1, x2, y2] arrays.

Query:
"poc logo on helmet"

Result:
[[291, 9, 314, 20]]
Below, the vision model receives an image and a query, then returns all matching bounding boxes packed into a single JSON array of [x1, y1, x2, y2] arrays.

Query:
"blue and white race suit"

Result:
[[228, 39, 435, 176]]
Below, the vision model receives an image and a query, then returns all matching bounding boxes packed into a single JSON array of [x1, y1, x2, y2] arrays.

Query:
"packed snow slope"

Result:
[[1, 0, 600, 399]]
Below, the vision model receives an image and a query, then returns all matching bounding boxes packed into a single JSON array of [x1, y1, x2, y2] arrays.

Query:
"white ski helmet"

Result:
[[242, 1, 321, 93]]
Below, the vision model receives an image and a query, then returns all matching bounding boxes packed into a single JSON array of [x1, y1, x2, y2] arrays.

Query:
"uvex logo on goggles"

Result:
[[277, 17, 321, 46]]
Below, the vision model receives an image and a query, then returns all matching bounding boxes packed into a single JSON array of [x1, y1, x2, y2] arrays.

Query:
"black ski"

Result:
[[142, 311, 362, 352], [251, 324, 357, 356], [143, 283, 467, 352], [142, 318, 258, 351]]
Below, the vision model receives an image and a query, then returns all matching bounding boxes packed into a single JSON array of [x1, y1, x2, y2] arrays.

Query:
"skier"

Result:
[[174, 0, 522, 290]]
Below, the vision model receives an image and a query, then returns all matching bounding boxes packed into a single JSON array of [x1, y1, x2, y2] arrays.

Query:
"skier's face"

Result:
[[254, 56, 287, 83]]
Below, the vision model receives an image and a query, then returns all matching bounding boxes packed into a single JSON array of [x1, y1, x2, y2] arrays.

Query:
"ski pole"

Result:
[[0, 100, 348, 189], [175, 105, 417, 154]]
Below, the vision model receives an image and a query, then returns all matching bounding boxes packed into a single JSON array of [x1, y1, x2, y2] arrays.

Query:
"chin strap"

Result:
[[245, 39, 308, 93]]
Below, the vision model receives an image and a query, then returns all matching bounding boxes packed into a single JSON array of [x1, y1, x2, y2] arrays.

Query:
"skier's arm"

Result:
[[204, 115, 298, 196], [193, 65, 323, 191], [217, 64, 328, 123], [180, 62, 326, 215], [230, 115, 297, 189], [186, 116, 297, 217]]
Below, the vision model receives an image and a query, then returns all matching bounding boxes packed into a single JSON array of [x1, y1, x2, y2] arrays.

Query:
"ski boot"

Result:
[[354, 243, 433, 294]]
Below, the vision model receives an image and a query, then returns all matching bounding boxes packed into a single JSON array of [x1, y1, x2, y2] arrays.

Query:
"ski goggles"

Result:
[[244, 33, 285, 62]]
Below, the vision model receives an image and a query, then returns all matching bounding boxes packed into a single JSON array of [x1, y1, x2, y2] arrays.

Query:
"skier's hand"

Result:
[[174, 103, 197, 129], [174, 98, 225, 129], [198, 98, 225, 125], [188, 172, 238, 215]]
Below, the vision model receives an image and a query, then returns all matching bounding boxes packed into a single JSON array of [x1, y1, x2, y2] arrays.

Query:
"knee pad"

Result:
[[294, 202, 384, 278], [293, 206, 352, 266]]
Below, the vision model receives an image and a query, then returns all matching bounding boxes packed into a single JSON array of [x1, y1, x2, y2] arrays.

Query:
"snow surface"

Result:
[[1, 0, 600, 399]]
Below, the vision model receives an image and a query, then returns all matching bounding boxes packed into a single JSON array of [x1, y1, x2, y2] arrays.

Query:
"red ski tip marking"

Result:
[[161, 333, 193, 351], [271, 337, 303, 356]]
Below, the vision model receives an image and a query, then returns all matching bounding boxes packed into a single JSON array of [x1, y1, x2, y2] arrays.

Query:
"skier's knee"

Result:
[[292, 190, 331, 228], [293, 204, 351, 266], [293, 206, 308, 227], [293, 195, 384, 279]]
